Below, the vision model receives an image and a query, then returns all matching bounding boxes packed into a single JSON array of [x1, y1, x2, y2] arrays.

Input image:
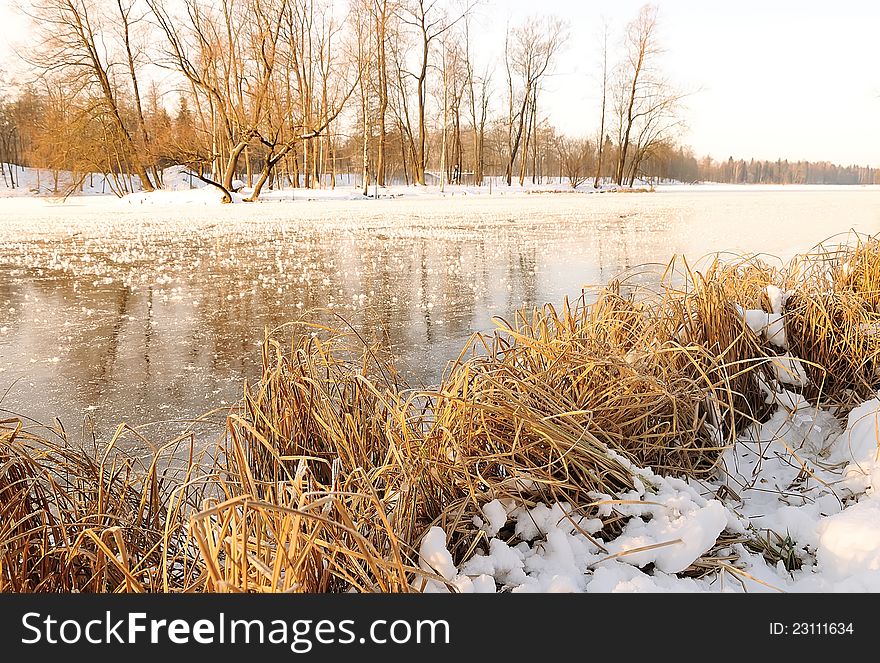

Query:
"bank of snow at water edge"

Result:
[[1, 162, 637, 203], [118, 180, 627, 205], [417, 387, 880, 593]]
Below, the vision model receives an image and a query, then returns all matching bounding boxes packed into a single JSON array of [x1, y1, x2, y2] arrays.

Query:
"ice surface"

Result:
[[3, 187, 879, 440]]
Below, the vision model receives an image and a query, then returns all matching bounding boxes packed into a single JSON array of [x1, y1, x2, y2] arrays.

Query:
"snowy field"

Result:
[[3, 185, 880, 593]]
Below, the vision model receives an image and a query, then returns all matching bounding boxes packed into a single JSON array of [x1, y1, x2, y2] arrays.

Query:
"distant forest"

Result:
[[639, 146, 880, 186]]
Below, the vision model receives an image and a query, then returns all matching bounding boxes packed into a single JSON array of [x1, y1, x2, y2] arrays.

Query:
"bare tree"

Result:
[[353, 0, 374, 195], [243, 0, 354, 201], [398, 0, 473, 185], [623, 84, 685, 186], [593, 17, 609, 189], [370, 0, 399, 187], [439, 28, 468, 188], [112, 1, 154, 178], [25, 0, 157, 191], [503, 15, 566, 186], [611, 4, 683, 186], [464, 16, 490, 185], [614, 4, 654, 185], [556, 135, 593, 188], [148, 0, 283, 201], [389, 28, 417, 184]]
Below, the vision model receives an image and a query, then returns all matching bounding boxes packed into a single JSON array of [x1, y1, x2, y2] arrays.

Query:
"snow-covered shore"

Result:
[[5, 163, 880, 206], [0, 163, 632, 203], [418, 390, 880, 593]]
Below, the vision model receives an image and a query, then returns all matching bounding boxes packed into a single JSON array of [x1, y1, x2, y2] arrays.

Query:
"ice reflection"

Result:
[[1, 188, 878, 444]]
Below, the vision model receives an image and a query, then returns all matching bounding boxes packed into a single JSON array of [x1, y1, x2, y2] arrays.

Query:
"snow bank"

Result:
[[416, 389, 880, 593], [817, 499, 880, 580], [161, 165, 206, 192], [0, 163, 146, 196], [604, 496, 728, 574], [419, 468, 731, 593], [2, 162, 631, 203], [834, 397, 880, 495], [122, 187, 225, 206]]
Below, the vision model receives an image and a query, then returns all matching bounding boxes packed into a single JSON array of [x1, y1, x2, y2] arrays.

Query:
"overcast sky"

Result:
[[1, 0, 878, 167]]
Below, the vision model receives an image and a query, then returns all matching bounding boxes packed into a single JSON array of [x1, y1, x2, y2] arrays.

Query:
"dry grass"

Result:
[[203, 334, 443, 592], [4, 234, 880, 593], [784, 238, 880, 401], [0, 419, 206, 592]]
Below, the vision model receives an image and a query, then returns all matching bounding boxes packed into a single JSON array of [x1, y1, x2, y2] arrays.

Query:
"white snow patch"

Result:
[[421, 387, 880, 593], [772, 353, 809, 386], [767, 312, 787, 348], [817, 498, 880, 582], [480, 499, 509, 537], [418, 527, 457, 582], [832, 397, 880, 495], [766, 284, 786, 315], [742, 307, 769, 337]]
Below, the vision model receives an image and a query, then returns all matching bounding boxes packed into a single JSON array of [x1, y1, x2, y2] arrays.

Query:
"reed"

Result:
[[0, 419, 207, 592]]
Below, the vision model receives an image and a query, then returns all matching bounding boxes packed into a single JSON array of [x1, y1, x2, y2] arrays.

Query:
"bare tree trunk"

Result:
[[503, 18, 565, 186], [375, 0, 389, 187], [465, 34, 481, 186], [327, 124, 336, 189], [440, 46, 448, 192], [519, 90, 532, 186], [245, 146, 252, 188], [615, 6, 656, 186], [222, 140, 248, 193], [415, 26, 428, 185], [399, 123, 409, 185], [362, 101, 370, 196], [116, 0, 154, 189], [531, 91, 538, 184], [594, 21, 609, 189], [246, 145, 290, 202], [360, 57, 370, 195]]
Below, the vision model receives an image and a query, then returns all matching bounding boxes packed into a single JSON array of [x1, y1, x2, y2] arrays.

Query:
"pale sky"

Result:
[[481, 0, 880, 167], [1, 0, 878, 167]]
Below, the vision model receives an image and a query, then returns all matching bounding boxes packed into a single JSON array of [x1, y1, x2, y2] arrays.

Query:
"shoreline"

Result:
[[4, 180, 880, 208]]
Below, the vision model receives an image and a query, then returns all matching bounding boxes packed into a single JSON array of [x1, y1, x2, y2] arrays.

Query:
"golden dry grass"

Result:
[[4, 234, 880, 593], [0, 419, 206, 592]]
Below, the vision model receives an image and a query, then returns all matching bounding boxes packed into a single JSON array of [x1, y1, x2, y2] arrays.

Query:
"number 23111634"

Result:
[[770, 622, 854, 635]]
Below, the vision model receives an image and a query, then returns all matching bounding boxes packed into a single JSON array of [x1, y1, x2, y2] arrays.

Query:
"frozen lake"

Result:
[[1, 186, 879, 443]]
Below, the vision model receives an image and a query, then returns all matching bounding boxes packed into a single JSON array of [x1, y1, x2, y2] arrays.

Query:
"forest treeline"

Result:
[[650, 148, 879, 186], [0, 1, 876, 199]]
